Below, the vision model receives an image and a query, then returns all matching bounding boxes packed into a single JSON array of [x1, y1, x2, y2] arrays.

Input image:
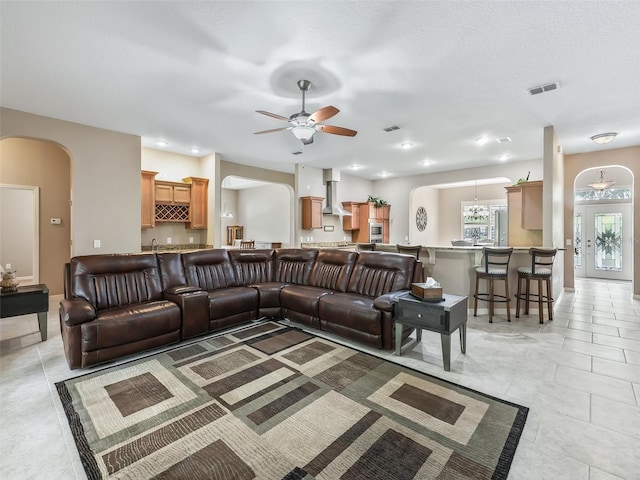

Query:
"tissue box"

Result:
[[411, 283, 443, 301]]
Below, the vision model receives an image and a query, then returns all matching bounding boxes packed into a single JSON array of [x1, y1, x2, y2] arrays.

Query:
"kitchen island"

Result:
[[375, 244, 544, 308]]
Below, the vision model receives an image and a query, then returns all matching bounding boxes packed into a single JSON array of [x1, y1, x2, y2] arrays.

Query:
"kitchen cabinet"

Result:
[[350, 202, 391, 243], [301, 196, 324, 229], [141, 170, 157, 229], [341, 201, 360, 230], [155, 182, 191, 205], [183, 177, 208, 229], [505, 181, 542, 246]]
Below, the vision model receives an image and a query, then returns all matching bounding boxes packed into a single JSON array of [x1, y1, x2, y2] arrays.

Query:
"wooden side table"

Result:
[[0, 284, 49, 341], [394, 292, 468, 371]]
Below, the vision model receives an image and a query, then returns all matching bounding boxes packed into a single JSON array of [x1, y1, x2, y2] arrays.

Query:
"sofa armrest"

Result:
[[164, 288, 210, 339], [59, 298, 96, 326], [373, 291, 409, 312], [165, 285, 202, 295]]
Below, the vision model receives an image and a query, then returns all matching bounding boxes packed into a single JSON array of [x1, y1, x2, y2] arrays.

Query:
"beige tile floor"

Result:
[[1, 278, 639, 479]]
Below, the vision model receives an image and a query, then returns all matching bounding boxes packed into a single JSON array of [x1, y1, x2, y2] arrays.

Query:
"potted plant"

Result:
[[367, 194, 388, 208]]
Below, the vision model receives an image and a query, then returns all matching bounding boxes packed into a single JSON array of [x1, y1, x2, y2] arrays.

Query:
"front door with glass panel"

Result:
[[584, 204, 632, 280]]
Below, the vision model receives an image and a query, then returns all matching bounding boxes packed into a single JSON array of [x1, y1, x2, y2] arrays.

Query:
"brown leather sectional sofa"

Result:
[[60, 248, 420, 369]]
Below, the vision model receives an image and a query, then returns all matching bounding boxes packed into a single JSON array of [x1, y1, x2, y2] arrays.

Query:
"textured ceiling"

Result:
[[2, 1, 639, 180]]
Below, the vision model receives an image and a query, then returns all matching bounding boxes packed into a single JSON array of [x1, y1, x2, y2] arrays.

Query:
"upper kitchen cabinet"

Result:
[[505, 180, 543, 246], [141, 173, 209, 227], [341, 201, 360, 230], [155, 181, 191, 205], [141, 170, 157, 229], [183, 177, 209, 229], [301, 196, 324, 229]]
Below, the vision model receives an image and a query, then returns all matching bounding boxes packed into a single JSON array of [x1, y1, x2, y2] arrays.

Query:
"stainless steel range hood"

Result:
[[322, 169, 352, 216]]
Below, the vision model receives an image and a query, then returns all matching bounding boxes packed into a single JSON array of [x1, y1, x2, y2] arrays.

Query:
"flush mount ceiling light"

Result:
[[190, 147, 200, 154], [590, 132, 617, 145], [588, 169, 616, 190]]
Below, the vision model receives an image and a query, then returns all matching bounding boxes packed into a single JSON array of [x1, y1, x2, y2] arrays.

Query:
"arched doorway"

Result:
[[221, 176, 293, 247], [573, 165, 633, 281], [0, 137, 71, 294]]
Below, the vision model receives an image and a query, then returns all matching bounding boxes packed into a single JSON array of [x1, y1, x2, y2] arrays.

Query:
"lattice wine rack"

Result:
[[155, 204, 190, 222]]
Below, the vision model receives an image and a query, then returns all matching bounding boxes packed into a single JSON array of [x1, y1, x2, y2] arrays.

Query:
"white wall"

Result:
[[238, 184, 290, 245], [410, 186, 439, 246], [0, 186, 35, 278]]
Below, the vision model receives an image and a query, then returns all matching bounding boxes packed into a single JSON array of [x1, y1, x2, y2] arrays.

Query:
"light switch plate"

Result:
[[93, 240, 101, 248]]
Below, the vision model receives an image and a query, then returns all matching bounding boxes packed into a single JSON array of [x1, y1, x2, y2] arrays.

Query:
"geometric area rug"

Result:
[[56, 321, 528, 480]]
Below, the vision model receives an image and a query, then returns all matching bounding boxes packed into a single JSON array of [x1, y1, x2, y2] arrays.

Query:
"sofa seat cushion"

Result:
[[208, 287, 259, 319], [319, 293, 382, 336], [82, 300, 181, 352], [280, 285, 333, 316]]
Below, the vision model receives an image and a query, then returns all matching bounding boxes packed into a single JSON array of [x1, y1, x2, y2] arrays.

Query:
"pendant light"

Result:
[[588, 169, 616, 191]]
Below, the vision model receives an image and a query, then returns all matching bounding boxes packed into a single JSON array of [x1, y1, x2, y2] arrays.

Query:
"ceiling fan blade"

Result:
[[319, 125, 358, 137], [256, 110, 289, 121], [309, 105, 339, 123], [254, 127, 288, 135], [302, 136, 314, 145]]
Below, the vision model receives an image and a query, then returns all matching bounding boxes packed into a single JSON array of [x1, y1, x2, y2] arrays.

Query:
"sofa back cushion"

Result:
[[348, 252, 416, 297], [228, 249, 274, 285], [308, 249, 357, 292], [274, 249, 318, 284], [181, 249, 237, 290], [69, 253, 164, 309]]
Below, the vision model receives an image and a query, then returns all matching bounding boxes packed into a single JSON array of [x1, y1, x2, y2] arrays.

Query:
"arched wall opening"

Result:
[[572, 165, 634, 281], [221, 175, 294, 247], [0, 137, 72, 294]]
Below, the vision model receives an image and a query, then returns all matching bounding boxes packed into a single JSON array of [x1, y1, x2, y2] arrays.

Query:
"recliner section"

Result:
[[60, 248, 419, 369]]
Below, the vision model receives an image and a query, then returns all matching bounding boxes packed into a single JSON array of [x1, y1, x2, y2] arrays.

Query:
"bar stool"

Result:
[[474, 247, 513, 323], [515, 248, 558, 324]]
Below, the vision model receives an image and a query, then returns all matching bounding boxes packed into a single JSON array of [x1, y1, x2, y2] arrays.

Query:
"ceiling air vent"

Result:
[[528, 82, 560, 96], [496, 137, 512, 143], [383, 125, 400, 132], [292, 150, 303, 155]]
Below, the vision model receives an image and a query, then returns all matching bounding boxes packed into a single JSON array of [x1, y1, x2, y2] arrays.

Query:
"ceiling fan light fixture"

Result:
[[590, 132, 617, 145], [291, 126, 316, 141], [588, 169, 616, 190]]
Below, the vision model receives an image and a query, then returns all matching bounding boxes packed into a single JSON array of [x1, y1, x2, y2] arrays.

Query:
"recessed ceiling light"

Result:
[[400, 143, 413, 150], [349, 164, 363, 170], [590, 132, 617, 145], [498, 154, 509, 162], [190, 147, 200, 154], [421, 160, 433, 166], [156, 140, 169, 147], [474, 136, 488, 146], [378, 171, 391, 178]]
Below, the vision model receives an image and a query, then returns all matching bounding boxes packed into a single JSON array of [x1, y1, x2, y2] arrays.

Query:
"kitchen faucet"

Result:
[[151, 238, 158, 252]]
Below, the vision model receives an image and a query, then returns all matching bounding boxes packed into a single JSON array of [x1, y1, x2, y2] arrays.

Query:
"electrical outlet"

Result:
[[5, 263, 11, 270], [50, 218, 61, 225], [166, 237, 172, 244], [189, 237, 194, 244], [93, 240, 101, 248]]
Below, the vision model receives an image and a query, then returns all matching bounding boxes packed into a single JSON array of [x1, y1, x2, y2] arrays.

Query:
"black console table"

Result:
[[0, 284, 49, 341], [394, 292, 468, 371]]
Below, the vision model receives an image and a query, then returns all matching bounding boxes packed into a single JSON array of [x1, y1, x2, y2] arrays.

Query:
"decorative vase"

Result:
[[1, 271, 19, 292]]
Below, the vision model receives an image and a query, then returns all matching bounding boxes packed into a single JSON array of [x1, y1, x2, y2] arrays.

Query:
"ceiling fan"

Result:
[[254, 79, 357, 145]]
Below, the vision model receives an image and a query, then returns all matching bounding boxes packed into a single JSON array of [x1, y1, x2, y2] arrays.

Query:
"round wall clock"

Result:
[[416, 206, 428, 231]]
